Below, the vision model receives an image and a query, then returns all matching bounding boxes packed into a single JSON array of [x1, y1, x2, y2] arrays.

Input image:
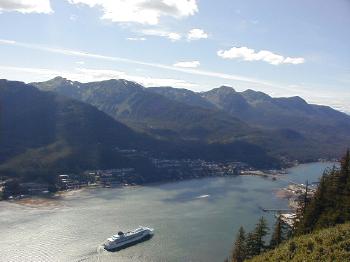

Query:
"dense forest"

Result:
[[227, 150, 350, 261]]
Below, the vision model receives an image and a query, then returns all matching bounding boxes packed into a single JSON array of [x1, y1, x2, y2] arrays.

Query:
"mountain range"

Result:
[[0, 77, 349, 183], [33, 77, 350, 161], [0, 79, 280, 182]]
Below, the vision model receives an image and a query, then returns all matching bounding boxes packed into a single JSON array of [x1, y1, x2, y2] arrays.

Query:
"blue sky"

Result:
[[0, 0, 349, 112]]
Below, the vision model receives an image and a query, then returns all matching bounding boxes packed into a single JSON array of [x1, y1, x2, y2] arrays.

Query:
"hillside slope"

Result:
[[0, 80, 161, 182], [33, 77, 256, 143], [0, 80, 280, 183], [248, 223, 350, 262], [37, 78, 350, 161], [150, 85, 350, 159]]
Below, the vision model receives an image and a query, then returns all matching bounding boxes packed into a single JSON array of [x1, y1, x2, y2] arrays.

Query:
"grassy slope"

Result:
[[248, 223, 350, 262]]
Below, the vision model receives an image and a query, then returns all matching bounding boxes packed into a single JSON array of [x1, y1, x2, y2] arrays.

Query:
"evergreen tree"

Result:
[[245, 232, 256, 259], [270, 215, 285, 248], [231, 226, 246, 262], [339, 149, 350, 222], [295, 150, 350, 234], [253, 216, 269, 254], [245, 217, 269, 258]]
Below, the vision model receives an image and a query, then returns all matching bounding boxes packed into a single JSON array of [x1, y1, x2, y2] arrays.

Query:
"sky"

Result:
[[0, 0, 349, 113]]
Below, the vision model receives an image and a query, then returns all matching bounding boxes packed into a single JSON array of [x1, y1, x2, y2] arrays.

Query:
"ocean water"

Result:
[[0, 162, 334, 262]]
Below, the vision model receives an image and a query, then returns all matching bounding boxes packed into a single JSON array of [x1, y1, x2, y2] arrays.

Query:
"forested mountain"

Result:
[[151, 85, 350, 139], [204, 86, 350, 137], [0, 80, 279, 183], [33, 77, 254, 143], [33, 77, 350, 162], [148, 86, 215, 110], [151, 85, 350, 159], [0, 80, 161, 182]]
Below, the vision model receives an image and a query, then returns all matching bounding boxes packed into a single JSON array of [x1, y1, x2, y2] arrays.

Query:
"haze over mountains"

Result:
[[1, 77, 349, 182], [0, 79, 278, 182], [34, 77, 350, 160]]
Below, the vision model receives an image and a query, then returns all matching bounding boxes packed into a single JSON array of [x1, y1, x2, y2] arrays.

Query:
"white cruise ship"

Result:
[[103, 226, 154, 251]]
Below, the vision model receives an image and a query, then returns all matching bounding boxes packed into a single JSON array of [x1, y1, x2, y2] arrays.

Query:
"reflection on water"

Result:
[[0, 162, 334, 262]]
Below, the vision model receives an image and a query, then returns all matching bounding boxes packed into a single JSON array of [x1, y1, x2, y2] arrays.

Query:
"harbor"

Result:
[[0, 162, 334, 262]]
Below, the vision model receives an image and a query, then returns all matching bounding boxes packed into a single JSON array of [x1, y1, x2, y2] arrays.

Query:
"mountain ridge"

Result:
[[32, 77, 350, 161], [1, 80, 282, 183]]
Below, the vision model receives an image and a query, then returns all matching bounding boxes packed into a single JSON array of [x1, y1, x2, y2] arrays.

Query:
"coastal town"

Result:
[[0, 154, 304, 201], [0, 149, 328, 208], [0, 157, 249, 200]]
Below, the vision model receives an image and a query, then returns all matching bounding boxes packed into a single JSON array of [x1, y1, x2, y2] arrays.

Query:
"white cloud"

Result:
[[0, 38, 298, 89], [74, 68, 198, 88], [174, 61, 200, 68], [67, 0, 198, 25], [73, 68, 198, 88], [167, 32, 182, 41], [283, 57, 305, 65], [217, 46, 305, 65], [187, 28, 208, 41], [141, 29, 181, 41], [127, 37, 146, 41], [75, 61, 85, 65], [0, 0, 52, 14]]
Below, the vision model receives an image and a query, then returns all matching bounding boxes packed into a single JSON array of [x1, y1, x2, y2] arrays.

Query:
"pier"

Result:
[[259, 206, 293, 213]]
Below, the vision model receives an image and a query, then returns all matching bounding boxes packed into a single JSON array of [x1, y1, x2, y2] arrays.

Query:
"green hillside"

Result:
[[228, 151, 350, 262], [34, 77, 350, 162], [248, 223, 350, 262], [0, 80, 158, 182], [33, 77, 256, 143], [0, 80, 280, 184]]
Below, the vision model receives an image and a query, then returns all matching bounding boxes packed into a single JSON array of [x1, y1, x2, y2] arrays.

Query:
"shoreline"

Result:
[[2, 161, 334, 207]]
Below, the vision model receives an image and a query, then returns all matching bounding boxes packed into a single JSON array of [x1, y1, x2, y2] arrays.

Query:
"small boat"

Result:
[[103, 226, 154, 251]]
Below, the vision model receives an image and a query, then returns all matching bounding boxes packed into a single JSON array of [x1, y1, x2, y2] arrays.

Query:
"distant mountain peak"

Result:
[[92, 78, 144, 91], [217, 85, 236, 92], [52, 76, 67, 81], [203, 86, 236, 96], [241, 89, 272, 101], [288, 96, 307, 104], [45, 76, 76, 86]]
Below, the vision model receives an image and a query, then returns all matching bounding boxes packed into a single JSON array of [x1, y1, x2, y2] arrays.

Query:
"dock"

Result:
[[259, 206, 293, 213]]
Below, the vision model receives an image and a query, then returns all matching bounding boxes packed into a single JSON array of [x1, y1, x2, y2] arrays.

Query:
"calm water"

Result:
[[0, 162, 335, 262]]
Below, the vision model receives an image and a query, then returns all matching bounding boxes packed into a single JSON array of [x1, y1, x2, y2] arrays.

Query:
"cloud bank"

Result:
[[218, 46, 305, 65], [0, 0, 52, 14], [187, 29, 208, 41], [67, 0, 198, 25]]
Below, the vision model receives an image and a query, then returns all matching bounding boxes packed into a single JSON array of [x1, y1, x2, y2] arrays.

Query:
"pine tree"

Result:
[[341, 149, 350, 177], [295, 173, 328, 234], [231, 226, 246, 262], [340, 149, 350, 221], [253, 216, 269, 254], [245, 217, 269, 257], [295, 150, 350, 234], [270, 214, 285, 248], [245, 231, 256, 259]]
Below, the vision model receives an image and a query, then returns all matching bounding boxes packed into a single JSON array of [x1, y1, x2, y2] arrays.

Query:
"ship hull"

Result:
[[104, 231, 153, 251]]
